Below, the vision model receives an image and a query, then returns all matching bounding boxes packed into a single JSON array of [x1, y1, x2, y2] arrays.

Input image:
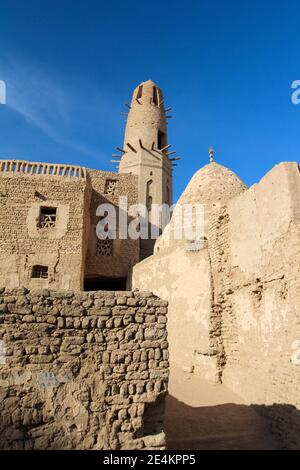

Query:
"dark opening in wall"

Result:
[[157, 130, 166, 150], [39, 207, 57, 228], [31, 265, 48, 279], [146, 179, 153, 215], [137, 85, 143, 99], [84, 277, 127, 291], [152, 86, 158, 106], [166, 185, 170, 206]]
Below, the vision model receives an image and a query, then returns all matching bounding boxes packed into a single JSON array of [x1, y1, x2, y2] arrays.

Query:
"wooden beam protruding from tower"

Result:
[[160, 144, 171, 152], [165, 107, 172, 112], [116, 147, 126, 154], [166, 151, 176, 156], [126, 142, 137, 153], [112, 154, 123, 158], [170, 157, 181, 161], [125, 103, 131, 110]]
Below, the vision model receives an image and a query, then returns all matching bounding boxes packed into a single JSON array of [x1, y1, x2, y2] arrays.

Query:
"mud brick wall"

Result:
[[85, 170, 139, 285], [0, 288, 169, 450], [218, 164, 300, 449], [0, 170, 90, 291]]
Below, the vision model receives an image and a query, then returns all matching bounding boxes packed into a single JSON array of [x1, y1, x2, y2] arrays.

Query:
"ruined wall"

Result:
[[134, 161, 300, 448], [85, 170, 139, 287], [0, 288, 168, 450], [132, 245, 214, 380], [0, 161, 90, 291], [216, 162, 300, 448]]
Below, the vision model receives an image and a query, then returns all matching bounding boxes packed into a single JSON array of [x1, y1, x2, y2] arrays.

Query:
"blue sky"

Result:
[[0, 0, 299, 201]]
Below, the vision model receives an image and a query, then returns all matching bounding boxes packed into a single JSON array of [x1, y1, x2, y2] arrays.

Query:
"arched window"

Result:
[[157, 130, 166, 149], [137, 85, 143, 99]]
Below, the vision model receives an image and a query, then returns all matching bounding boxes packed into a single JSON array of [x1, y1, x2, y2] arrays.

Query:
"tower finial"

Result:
[[209, 146, 214, 163]]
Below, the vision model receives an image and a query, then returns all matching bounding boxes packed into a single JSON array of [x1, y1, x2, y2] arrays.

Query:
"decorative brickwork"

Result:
[[104, 179, 117, 196], [96, 239, 113, 257]]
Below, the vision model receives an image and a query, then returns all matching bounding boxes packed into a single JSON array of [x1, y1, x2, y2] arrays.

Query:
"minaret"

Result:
[[118, 80, 174, 258]]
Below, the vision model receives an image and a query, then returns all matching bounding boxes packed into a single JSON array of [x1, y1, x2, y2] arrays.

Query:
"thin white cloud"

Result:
[[0, 80, 6, 104], [1, 57, 110, 162]]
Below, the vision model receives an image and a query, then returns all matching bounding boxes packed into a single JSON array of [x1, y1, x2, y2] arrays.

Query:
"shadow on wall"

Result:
[[164, 395, 300, 450]]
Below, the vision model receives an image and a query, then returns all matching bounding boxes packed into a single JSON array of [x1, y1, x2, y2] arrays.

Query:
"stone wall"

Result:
[[0, 167, 90, 291], [0, 288, 169, 450]]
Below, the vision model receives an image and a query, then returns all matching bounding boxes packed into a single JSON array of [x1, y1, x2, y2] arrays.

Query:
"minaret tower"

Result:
[[117, 80, 174, 258]]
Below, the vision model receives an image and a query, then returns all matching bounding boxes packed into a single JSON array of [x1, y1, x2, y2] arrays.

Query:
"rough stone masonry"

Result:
[[0, 288, 169, 450]]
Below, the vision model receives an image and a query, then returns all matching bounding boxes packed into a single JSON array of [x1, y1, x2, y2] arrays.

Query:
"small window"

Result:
[[31, 265, 48, 279], [104, 179, 117, 196], [157, 130, 166, 150], [96, 239, 113, 257], [152, 86, 158, 106], [137, 85, 143, 99], [146, 179, 153, 214], [39, 207, 57, 228]]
